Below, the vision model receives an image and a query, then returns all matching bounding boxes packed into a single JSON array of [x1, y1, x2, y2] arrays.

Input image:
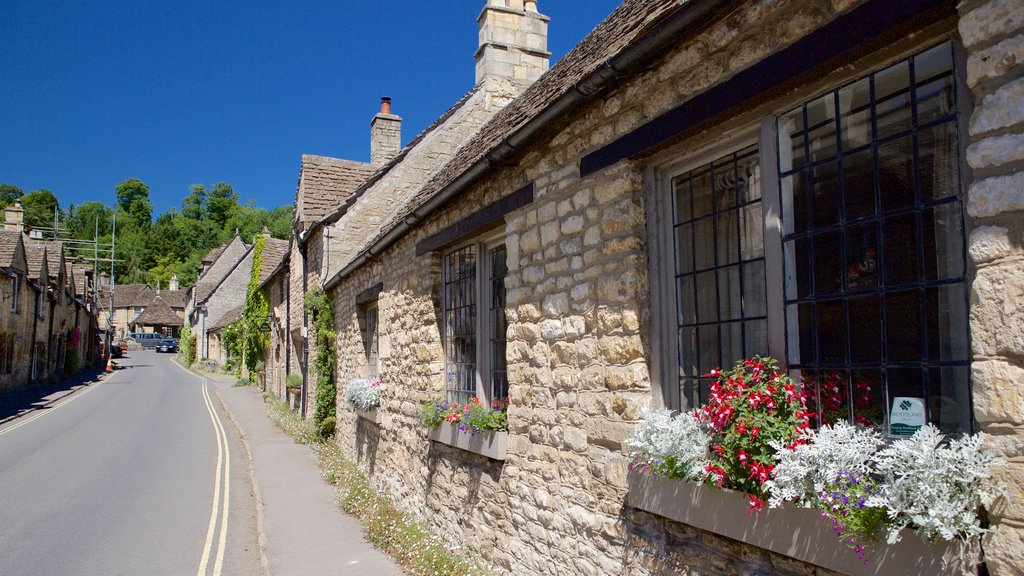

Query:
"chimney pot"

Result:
[[380, 97, 392, 115]]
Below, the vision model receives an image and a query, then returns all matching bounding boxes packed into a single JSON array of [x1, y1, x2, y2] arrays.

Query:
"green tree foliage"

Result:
[[21, 189, 60, 230], [66, 202, 113, 239], [182, 184, 207, 220], [7, 178, 288, 291], [207, 182, 240, 229], [0, 183, 22, 209], [180, 319, 196, 366], [115, 178, 153, 226]]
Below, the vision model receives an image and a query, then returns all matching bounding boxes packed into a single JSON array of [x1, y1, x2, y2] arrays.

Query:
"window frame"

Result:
[[646, 39, 971, 434], [441, 229, 508, 406], [362, 300, 380, 379], [10, 274, 20, 314]]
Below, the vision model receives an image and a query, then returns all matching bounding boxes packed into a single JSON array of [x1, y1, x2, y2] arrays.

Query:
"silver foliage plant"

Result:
[[626, 408, 710, 481], [766, 421, 884, 509], [866, 425, 1004, 545], [767, 421, 1003, 547], [345, 378, 382, 411]]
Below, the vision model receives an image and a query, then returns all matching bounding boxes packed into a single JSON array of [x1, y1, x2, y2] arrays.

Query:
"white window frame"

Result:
[[442, 230, 507, 405]]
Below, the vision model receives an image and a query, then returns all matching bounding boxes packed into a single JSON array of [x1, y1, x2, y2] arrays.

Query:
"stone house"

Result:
[[288, 0, 1024, 574], [260, 251, 293, 398], [0, 230, 33, 391], [98, 282, 155, 338], [2, 204, 99, 387], [193, 231, 288, 367], [283, 0, 551, 416], [186, 235, 250, 356], [205, 304, 242, 367]]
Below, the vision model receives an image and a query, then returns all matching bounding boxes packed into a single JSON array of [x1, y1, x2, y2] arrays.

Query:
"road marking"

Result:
[[168, 359, 233, 576], [196, 378, 231, 576], [0, 375, 108, 438]]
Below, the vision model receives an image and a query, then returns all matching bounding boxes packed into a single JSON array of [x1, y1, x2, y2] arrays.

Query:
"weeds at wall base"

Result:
[[263, 394, 494, 576]]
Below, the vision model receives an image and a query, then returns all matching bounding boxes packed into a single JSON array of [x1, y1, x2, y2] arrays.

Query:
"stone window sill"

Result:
[[626, 472, 969, 576], [427, 421, 508, 461], [355, 407, 382, 425]]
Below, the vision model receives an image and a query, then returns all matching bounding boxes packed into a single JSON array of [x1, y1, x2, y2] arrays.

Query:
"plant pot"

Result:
[[427, 421, 508, 461], [626, 472, 970, 576], [355, 406, 382, 424]]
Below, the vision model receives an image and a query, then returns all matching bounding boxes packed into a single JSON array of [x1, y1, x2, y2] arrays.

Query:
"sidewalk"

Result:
[[204, 372, 403, 576]]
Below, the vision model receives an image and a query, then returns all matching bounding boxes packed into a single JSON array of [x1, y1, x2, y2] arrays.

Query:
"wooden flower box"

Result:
[[428, 421, 508, 461], [626, 472, 970, 576]]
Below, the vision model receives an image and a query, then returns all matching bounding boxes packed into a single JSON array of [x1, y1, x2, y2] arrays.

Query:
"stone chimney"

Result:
[[99, 271, 110, 288], [475, 0, 550, 90], [4, 201, 24, 231], [370, 97, 402, 167], [169, 274, 180, 291]]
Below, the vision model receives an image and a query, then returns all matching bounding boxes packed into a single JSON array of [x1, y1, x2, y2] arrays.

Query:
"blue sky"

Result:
[[0, 1, 622, 215]]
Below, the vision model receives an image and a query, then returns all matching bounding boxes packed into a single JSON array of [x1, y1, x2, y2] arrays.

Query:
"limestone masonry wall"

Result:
[[958, 0, 1024, 571], [322, 0, 1024, 573]]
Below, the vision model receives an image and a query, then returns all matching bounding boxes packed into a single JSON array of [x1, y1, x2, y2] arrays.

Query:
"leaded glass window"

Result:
[[777, 42, 970, 434]]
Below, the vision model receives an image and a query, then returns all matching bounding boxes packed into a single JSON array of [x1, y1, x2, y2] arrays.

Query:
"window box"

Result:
[[428, 421, 507, 461], [356, 407, 382, 425], [626, 472, 969, 576]]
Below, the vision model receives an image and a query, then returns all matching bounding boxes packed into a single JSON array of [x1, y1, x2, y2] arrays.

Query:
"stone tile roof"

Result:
[[202, 245, 225, 264], [111, 283, 155, 308], [134, 295, 183, 327], [317, 86, 482, 230], [0, 230, 20, 269], [26, 239, 65, 283], [209, 304, 243, 331], [70, 264, 92, 296], [367, 0, 684, 248], [158, 289, 189, 308], [295, 155, 376, 230], [23, 244, 47, 281], [258, 237, 290, 285]]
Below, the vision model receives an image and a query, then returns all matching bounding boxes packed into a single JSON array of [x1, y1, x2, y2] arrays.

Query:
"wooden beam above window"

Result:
[[415, 183, 534, 256]]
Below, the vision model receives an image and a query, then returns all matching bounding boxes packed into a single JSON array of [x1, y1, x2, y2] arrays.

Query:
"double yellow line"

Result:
[[0, 377, 106, 438], [197, 377, 231, 576]]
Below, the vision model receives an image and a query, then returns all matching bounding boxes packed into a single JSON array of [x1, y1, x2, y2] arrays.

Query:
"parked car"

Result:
[[156, 339, 178, 353], [128, 332, 163, 349]]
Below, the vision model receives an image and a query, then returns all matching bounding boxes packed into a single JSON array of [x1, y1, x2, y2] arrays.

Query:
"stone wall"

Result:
[[0, 273, 35, 391], [321, 0, 1021, 574], [264, 266, 293, 400], [958, 0, 1024, 571]]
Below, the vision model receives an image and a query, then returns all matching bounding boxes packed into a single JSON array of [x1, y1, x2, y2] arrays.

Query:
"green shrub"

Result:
[[285, 373, 302, 389], [234, 377, 251, 387], [318, 416, 336, 439]]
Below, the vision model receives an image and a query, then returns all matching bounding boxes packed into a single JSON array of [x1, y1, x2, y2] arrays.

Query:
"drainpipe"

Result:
[[45, 290, 55, 381], [285, 270, 291, 381], [29, 286, 39, 381], [299, 233, 309, 419]]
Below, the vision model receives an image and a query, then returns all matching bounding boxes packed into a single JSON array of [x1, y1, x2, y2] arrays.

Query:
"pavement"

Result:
[[194, 367, 404, 576]]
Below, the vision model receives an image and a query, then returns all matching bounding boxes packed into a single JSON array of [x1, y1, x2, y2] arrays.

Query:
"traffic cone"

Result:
[[106, 357, 114, 372]]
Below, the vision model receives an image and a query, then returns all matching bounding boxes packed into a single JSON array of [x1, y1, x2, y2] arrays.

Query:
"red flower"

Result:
[[748, 495, 766, 514]]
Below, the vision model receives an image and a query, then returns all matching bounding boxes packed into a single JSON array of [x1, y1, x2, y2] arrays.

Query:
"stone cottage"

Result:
[[273, 0, 1024, 574], [186, 235, 249, 357], [0, 230, 33, 391]]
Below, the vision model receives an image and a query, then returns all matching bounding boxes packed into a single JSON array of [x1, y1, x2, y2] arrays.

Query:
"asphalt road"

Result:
[[0, 351, 260, 576]]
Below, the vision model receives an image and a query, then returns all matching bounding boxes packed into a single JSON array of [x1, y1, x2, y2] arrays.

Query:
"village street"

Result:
[[0, 353, 259, 576]]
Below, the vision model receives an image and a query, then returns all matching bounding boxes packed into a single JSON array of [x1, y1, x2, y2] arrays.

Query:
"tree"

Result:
[[206, 182, 239, 229], [21, 189, 60, 230], [182, 184, 207, 221], [0, 183, 22, 209], [115, 178, 153, 226], [66, 202, 113, 239]]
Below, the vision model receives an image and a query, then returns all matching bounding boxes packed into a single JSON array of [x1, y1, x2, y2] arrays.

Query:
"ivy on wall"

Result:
[[242, 235, 269, 375], [305, 286, 336, 438], [180, 319, 196, 366]]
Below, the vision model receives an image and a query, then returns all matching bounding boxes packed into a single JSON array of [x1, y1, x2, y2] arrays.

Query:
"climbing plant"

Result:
[[305, 286, 336, 437], [180, 319, 195, 366], [241, 235, 270, 376], [222, 319, 243, 375]]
